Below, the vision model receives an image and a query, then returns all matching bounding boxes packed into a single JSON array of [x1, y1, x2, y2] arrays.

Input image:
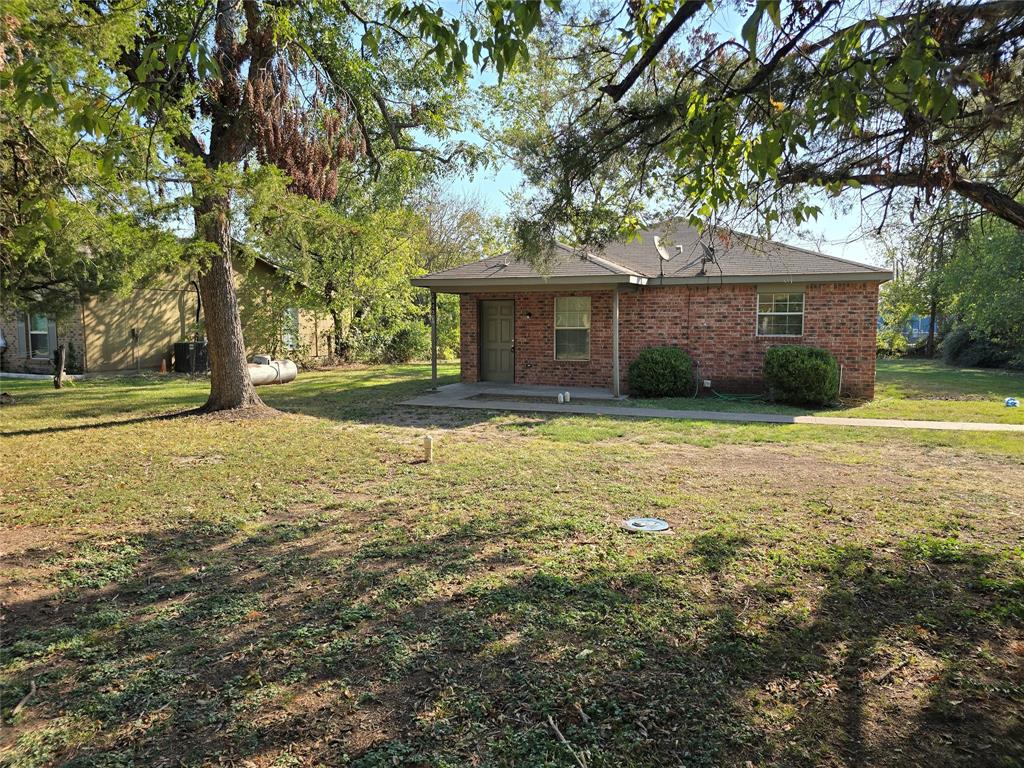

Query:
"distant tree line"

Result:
[[879, 207, 1024, 369], [244, 175, 504, 366]]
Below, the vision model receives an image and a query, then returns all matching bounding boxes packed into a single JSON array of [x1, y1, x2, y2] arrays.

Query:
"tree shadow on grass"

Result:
[[2, 508, 1022, 767], [0, 369, 498, 438], [690, 529, 751, 574], [0, 406, 208, 438]]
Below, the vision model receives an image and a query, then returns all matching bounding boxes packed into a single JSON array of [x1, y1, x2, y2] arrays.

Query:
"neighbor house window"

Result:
[[555, 296, 590, 360], [757, 292, 804, 336], [28, 313, 51, 358], [282, 307, 300, 350]]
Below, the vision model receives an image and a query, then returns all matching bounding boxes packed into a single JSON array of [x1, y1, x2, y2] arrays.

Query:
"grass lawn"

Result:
[[2, 364, 1023, 767], [626, 358, 1024, 424]]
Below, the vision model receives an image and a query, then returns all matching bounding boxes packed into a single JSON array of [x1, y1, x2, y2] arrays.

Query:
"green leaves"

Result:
[[133, 36, 220, 85], [740, 5, 763, 58], [741, 1, 780, 59], [385, 0, 556, 79], [42, 199, 61, 233], [4, 56, 62, 113], [791, 203, 822, 226], [944, 217, 1024, 349], [361, 27, 381, 56]]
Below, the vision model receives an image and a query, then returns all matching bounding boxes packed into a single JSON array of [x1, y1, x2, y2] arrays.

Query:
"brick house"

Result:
[[1, 257, 328, 376], [413, 222, 892, 398]]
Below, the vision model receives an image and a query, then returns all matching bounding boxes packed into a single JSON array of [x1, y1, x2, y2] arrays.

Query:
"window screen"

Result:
[[757, 292, 804, 336], [555, 296, 590, 360], [28, 313, 51, 358]]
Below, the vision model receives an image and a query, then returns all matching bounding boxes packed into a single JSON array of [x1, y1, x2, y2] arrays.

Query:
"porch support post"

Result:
[[430, 290, 438, 391], [611, 287, 621, 398]]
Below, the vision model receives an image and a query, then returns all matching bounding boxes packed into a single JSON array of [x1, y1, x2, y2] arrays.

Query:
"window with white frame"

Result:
[[28, 313, 51, 358], [757, 292, 804, 336], [554, 296, 590, 360]]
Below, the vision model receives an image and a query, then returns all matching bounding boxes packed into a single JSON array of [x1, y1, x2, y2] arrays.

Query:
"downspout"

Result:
[[189, 279, 202, 333]]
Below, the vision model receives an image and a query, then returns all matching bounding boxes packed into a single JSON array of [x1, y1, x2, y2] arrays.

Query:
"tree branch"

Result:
[[780, 166, 1024, 229], [371, 91, 457, 162], [799, 0, 1024, 57], [600, 0, 705, 103], [731, 0, 839, 98]]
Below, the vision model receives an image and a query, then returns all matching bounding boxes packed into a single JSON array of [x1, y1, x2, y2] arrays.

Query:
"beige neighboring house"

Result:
[[1, 257, 327, 375]]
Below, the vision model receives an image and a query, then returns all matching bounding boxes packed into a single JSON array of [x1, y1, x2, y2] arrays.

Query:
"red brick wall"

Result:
[[459, 281, 880, 398], [515, 291, 614, 386], [459, 294, 479, 382], [460, 291, 612, 386], [619, 283, 879, 397]]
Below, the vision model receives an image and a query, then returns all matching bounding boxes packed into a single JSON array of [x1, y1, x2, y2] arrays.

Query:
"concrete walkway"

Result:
[[403, 384, 1024, 433]]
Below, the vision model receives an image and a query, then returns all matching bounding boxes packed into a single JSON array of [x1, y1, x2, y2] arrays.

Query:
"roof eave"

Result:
[[410, 271, 892, 292], [410, 274, 648, 292], [659, 271, 892, 285]]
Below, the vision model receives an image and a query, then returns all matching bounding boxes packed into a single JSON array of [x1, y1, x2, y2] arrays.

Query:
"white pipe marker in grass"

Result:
[[423, 434, 434, 463]]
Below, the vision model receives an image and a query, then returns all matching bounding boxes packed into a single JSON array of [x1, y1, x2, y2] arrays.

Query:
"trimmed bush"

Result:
[[628, 346, 694, 397], [763, 345, 839, 405]]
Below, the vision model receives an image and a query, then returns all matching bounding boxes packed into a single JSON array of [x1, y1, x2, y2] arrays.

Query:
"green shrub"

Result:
[[382, 322, 430, 363], [763, 345, 839, 405], [940, 325, 1012, 368], [628, 346, 693, 397]]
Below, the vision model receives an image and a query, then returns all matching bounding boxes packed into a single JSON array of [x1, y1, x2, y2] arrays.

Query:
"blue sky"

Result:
[[451, 163, 888, 267], [444, 1, 890, 269]]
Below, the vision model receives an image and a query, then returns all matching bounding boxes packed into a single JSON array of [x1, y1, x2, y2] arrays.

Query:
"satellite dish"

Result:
[[654, 236, 674, 261]]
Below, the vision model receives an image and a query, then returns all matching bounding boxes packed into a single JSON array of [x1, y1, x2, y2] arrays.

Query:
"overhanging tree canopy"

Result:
[[492, 0, 1024, 251], [2, 0, 556, 409]]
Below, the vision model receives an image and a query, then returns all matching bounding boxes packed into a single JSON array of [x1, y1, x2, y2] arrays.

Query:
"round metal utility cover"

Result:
[[621, 517, 670, 533]]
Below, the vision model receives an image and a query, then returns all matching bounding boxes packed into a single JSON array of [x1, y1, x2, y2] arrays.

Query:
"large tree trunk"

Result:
[[329, 307, 344, 359], [194, 193, 263, 411], [53, 343, 66, 390]]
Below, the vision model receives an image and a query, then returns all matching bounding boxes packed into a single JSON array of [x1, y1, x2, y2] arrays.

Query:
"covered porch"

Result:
[[414, 248, 647, 399], [422, 285, 634, 398]]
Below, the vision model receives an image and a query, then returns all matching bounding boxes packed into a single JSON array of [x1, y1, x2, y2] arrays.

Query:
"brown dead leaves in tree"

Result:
[[247, 58, 364, 202]]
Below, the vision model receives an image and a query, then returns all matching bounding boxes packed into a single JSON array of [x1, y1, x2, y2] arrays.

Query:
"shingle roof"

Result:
[[595, 222, 891, 278], [412, 220, 891, 289], [419, 243, 642, 280]]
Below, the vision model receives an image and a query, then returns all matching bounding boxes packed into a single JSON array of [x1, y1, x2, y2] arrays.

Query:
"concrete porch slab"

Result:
[[402, 386, 1024, 433], [423, 382, 620, 401]]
